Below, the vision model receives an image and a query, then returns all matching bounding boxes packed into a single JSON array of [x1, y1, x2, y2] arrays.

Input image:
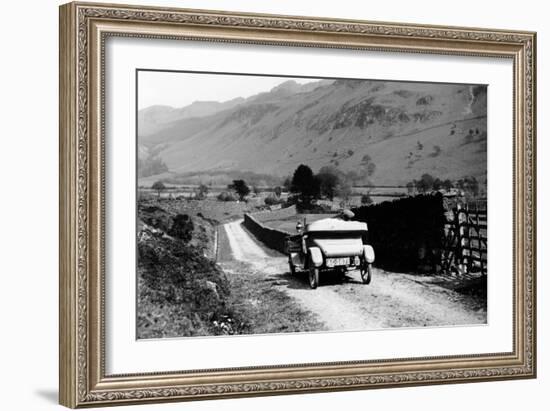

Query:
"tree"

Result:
[[195, 184, 209, 200], [282, 177, 292, 192], [228, 180, 250, 201], [433, 178, 442, 191], [290, 164, 319, 204], [274, 186, 282, 198], [406, 181, 415, 195], [361, 193, 373, 205], [316, 166, 340, 200], [414, 179, 423, 193], [442, 179, 453, 192], [418, 173, 435, 193], [463, 176, 479, 197], [151, 181, 166, 199], [335, 180, 352, 204]]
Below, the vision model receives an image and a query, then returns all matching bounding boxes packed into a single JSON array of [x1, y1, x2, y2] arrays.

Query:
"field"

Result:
[[139, 183, 411, 212], [139, 196, 257, 223], [139, 187, 290, 209]]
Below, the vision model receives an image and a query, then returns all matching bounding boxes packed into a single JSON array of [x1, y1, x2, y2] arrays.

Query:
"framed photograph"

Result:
[[59, 2, 536, 408]]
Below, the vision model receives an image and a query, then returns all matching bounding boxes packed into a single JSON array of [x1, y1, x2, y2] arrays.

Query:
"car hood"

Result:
[[306, 218, 368, 233], [312, 238, 364, 258]]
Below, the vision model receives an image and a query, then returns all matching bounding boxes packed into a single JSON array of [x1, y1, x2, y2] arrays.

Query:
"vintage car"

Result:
[[286, 215, 375, 289]]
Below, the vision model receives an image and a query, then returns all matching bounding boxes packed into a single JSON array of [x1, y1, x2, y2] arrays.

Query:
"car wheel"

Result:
[[289, 259, 296, 275], [309, 266, 319, 289], [361, 263, 372, 285]]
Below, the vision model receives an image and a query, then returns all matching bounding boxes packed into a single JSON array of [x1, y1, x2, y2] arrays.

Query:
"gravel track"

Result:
[[221, 220, 486, 331]]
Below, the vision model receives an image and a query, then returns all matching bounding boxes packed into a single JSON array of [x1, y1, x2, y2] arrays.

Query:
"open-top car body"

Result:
[[286, 216, 375, 289]]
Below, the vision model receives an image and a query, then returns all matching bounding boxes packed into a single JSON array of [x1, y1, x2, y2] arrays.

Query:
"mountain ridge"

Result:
[[138, 78, 487, 188]]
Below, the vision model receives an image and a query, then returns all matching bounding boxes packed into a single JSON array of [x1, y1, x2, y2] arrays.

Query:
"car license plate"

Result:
[[326, 257, 350, 267]]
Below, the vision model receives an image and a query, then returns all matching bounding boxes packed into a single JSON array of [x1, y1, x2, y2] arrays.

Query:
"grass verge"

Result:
[[224, 263, 326, 335]]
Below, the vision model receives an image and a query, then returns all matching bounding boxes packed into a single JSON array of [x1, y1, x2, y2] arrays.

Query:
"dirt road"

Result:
[[220, 220, 486, 332]]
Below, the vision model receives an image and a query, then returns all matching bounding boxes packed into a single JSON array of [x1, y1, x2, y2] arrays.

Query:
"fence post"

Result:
[[456, 203, 462, 274]]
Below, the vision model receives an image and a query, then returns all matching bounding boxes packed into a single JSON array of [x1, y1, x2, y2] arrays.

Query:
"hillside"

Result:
[[138, 97, 245, 138], [138, 78, 487, 187]]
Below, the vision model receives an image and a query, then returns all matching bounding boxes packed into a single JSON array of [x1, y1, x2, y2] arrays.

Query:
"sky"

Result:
[[137, 71, 319, 110]]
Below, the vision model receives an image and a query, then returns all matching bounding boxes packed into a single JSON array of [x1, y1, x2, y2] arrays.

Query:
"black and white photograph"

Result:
[[136, 70, 488, 339]]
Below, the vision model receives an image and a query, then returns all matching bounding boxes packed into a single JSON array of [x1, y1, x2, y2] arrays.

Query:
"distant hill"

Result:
[[138, 78, 487, 188], [138, 98, 245, 137]]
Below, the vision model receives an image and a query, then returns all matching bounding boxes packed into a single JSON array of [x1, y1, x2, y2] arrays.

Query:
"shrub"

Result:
[[416, 95, 433, 105], [168, 214, 194, 242], [429, 145, 442, 158], [217, 191, 237, 202], [361, 194, 373, 205]]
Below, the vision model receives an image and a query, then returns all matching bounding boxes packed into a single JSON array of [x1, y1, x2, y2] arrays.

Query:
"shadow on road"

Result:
[[267, 270, 364, 290]]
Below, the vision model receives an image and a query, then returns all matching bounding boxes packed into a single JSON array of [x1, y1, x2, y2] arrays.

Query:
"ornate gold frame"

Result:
[[59, 2, 536, 408]]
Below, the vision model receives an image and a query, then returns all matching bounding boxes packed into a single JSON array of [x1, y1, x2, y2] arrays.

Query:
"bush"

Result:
[[168, 214, 194, 242], [217, 191, 237, 202], [361, 194, 373, 205], [416, 95, 433, 105]]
